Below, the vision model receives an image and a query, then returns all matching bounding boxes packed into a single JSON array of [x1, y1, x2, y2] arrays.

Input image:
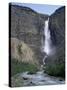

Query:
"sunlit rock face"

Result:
[[10, 4, 48, 65]]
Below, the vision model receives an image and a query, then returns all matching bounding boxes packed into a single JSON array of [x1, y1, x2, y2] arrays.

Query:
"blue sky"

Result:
[[12, 3, 63, 15]]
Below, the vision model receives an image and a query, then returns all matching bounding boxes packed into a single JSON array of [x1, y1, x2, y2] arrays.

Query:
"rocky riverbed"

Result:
[[11, 70, 65, 87]]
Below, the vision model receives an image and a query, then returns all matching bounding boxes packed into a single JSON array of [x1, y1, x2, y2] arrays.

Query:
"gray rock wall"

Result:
[[10, 4, 48, 64]]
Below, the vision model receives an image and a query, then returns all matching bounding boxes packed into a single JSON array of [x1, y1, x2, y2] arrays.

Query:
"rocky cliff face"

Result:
[[10, 4, 48, 65], [45, 6, 65, 77], [49, 6, 65, 63], [49, 6, 65, 46]]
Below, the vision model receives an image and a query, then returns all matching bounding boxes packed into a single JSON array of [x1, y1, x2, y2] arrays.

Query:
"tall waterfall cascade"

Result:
[[43, 18, 52, 55], [42, 18, 55, 65]]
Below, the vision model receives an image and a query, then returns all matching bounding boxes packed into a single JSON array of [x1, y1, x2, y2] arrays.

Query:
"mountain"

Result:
[[45, 6, 65, 78], [49, 6, 65, 63], [10, 4, 48, 65]]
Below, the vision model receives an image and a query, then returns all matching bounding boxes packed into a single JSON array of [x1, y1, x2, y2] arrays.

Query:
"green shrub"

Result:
[[11, 59, 38, 76], [45, 63, 65, 78]]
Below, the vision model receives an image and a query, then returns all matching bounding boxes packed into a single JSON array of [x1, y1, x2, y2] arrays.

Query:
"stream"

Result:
[[21, 71, 64, 86], [12, 70, 65, 87]]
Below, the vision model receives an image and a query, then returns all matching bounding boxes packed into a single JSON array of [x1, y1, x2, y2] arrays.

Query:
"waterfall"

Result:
[[43, 18, 52, 55], [42, 18, 55, 65]]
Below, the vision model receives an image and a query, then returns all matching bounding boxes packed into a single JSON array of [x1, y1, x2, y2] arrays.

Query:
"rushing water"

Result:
[[42, 18, 56, 64], [43, 18, 52, 55], [14, 71, 64, 86]]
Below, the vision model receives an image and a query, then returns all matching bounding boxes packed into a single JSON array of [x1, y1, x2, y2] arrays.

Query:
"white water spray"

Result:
[[43, 18, 52, 55], [42, 18, 55, 65]]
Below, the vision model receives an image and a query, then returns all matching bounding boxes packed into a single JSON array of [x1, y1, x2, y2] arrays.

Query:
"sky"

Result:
[[12, 3, 63, 15]]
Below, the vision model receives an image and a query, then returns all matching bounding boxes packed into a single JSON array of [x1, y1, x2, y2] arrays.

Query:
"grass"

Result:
[[45, 63, 65, 78], [11, 59, 39, 76]]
